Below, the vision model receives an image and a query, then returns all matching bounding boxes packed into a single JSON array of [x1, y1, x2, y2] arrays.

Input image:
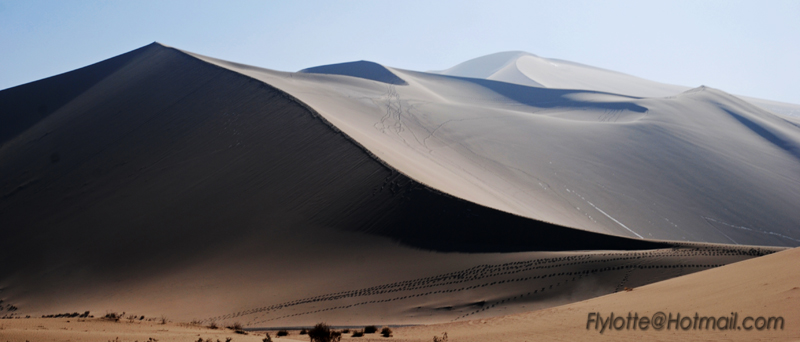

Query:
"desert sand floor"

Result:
[[383, 246, 800, 342], [3, 247, 796, 342], [0, 318, 293, 342]]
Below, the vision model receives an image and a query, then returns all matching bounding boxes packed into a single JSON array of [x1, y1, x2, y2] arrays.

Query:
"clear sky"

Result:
[[1, 0, 798, 104]]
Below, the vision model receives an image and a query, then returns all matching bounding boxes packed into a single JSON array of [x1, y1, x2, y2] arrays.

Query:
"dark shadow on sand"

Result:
[[300, 61, 408, 85]]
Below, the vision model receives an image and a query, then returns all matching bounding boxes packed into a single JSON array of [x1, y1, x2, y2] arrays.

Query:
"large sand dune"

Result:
[[0, 43, 796, 331], [191, 48, 800, 246]]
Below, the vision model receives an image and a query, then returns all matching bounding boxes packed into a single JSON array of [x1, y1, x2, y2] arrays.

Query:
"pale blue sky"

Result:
[[1, 0, 798, 103]]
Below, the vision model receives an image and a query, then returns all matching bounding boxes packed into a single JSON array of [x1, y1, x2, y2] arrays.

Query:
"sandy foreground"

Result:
[[385, 246, 800, 342], [3, 247, 796, 342]]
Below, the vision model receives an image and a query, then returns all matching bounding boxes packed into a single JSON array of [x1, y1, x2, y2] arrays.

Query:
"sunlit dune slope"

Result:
[[193, 50, 800, 246]]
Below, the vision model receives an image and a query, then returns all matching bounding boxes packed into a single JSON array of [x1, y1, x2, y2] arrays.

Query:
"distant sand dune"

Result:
[[434, 50, 800, 118]]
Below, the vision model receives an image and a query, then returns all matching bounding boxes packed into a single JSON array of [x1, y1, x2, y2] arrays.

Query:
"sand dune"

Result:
[[0, 43, 670, 324], [434, 51, 686, 97], [192, 50, 800, 246], [434, 51, 800, 118], [0, 42, 796, 334]]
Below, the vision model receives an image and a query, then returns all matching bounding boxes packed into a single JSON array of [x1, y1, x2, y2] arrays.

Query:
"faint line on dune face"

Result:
[[699, 216, 738, 245], [586, 201, 643, 239], [702, 216, 800, 243]]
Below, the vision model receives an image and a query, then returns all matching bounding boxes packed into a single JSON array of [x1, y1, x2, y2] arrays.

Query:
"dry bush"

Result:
[[364, 325, 378, 334], [103, 312, 121, 322], [308, 323, 342, 342], [225, 322, 246, 334], [381, 327, 392, 337], [276, 329, 289, 336], [351, 330, 364, 337]]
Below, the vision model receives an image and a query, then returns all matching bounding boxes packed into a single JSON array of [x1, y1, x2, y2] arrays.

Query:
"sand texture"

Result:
[[387, 246, 800, 342]]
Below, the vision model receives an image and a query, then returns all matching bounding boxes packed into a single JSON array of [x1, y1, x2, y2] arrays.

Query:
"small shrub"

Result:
[[381, 327, 392, 338], [308, 323, 342, 342], [432, 332, 448, 342], [276, 330, 288, 336], [341, 329, 350, 333], [226, 322, 246, 334], [103, 312, 121, 322], [208, 322, 219, 330], [364, 326, 378, 334], [351, 330, 364, 337], [160, 315, 168, 324], [300, 328, 308, 335], [262, 332, 272, 342]]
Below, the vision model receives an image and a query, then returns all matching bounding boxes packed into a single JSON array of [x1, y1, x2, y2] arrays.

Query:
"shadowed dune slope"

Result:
[[0, 44, 155, 147]]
